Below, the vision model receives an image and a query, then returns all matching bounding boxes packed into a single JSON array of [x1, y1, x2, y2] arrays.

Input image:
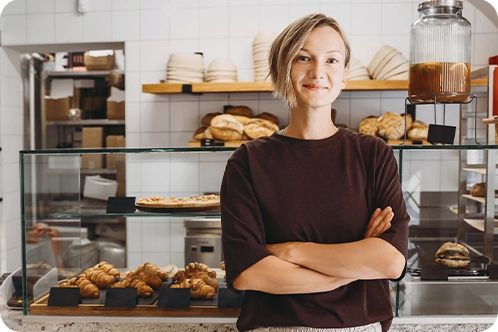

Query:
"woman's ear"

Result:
[[341, 68, 348, 89]]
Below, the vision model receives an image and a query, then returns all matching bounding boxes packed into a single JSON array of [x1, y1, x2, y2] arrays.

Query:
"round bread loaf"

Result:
[[244, 118, 279, 139], [411, 120, 427, 128], [231, 115, 251, 125], [359, 116, 378, 136], [193, 126, 213, 140], [407, 125, 428, 140], [201, 112, 222, 127], [210, 114, 244, 141], [376, 112, 404, 140], [470, 182, 486, 197], [225, 105, 253, 118], [255, 112, 279, 126]]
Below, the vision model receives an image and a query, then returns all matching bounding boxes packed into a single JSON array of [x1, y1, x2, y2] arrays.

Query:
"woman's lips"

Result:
[[303, 84, 328, 90]]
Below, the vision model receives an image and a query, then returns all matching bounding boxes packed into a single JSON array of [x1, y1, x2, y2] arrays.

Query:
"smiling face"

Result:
[[290, 25, 347, 110]]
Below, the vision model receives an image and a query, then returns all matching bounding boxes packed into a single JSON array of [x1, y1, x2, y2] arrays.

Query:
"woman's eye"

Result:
[[327, 58, 338, 64], [297, 56, 309, 61]]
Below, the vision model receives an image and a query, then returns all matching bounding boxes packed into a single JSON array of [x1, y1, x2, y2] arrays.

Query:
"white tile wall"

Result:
[[0, 0, 497, 270]]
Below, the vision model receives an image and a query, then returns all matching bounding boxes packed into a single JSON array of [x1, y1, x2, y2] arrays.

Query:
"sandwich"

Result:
[[435, 242, 471, 268]]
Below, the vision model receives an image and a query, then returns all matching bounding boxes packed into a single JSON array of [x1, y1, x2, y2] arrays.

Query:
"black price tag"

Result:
[[47, 287, 80, 307], [157, 287, 190, 308], [427, 124, 456, 145], [217, 288, 244, 308], [104, 288, 137, 308], [106, 197, 136, 213]]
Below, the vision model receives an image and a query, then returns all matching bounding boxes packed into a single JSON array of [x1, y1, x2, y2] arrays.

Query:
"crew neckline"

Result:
[[271, 127, 347, 147]]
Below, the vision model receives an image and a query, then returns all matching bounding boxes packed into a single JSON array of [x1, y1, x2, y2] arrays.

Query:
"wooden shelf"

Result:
[[463, 218, 498, 234], [461, 194, 498, 204], [142, 78, 488, 95]]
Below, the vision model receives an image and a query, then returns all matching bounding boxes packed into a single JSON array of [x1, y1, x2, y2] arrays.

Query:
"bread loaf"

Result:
[[244, 118, 279, 139], [407, 126, 428, 140], [225, 105, 253, 118], [210, 114, 244, 141], [401, 113, 413, 132], [358, 116, 378, 136], [470, 182, 485, 197], [193, 127, 213, 140], [255, 112, 279, 126], [201, 112, 222, 127], [376, 112, 405, 140]]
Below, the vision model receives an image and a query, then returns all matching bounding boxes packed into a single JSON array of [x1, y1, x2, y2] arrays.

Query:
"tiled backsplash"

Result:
[[0, 0, 497, 270]]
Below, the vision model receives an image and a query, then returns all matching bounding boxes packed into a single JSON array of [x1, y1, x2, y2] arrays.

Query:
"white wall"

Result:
[[0, 0, 497, 272]]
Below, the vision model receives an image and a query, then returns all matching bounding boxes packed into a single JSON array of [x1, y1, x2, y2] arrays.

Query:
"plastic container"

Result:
[[408, 0, 472, 103]]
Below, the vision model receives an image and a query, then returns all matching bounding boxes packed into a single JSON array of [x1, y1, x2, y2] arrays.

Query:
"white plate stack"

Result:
[[346, 57, 370, 80], [206, 58, 238, 82], [166, 53, 205, 83], [252, 31, 277, 82], [367, 45, 409, 80]]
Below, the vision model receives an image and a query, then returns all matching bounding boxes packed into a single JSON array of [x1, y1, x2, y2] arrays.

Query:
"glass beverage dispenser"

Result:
[[408, 0, 471, 103]]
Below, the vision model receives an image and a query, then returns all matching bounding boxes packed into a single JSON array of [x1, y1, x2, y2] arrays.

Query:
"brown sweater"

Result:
[[220, 128, 409, 332]]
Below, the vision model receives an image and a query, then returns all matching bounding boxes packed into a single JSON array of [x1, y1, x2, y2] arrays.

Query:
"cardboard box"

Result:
[[115, 156, 126, 197], [84, 54, 114, 71], [82, 127, 104, 169], [45, 96, 72, 121], [107, 100, 125, 120], [105, 135, 125, 169]]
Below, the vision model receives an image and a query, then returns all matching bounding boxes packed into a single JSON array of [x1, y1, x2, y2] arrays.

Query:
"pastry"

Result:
[[193, 127, 213, 140], [401, 113, 413, 132], [136, 194, 220, 208], [127, 269, 163, 289], [407, 125, 428, 141], [225, 105, 253, 118], [243, 118, 279, 139], [470, 182, 485, 197], [358, 116, 378, 136], [112, 276, 153, 297], [232, 115, 251, 125], [201, 112, 222, 127], [84, 268, 117, 288], [210, 114, 244, 141], [255, 112, 279, 126], [93, 261, 120, 281], [137, 262, 169, 281], [59, 275, 100, 298], [376, 112, 405, 140]]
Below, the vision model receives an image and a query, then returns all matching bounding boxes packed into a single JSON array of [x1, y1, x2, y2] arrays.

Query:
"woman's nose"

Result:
[[309, 62, 324, 79]]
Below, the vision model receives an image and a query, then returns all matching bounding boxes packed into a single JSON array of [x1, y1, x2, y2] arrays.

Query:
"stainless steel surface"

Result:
[[184, 218, 223, 267], [400, 274, 498, 315]]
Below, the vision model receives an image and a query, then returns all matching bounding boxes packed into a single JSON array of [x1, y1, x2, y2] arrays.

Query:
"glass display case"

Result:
[[18, 144, 498, 318]]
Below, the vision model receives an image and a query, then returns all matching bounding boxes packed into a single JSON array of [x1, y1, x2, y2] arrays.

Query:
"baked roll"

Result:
[[193, 127, 213, 140], [201, 112, 222, 127], [225, 105, 253, 118], [407, 126, 428, 141], [244, 118, 279, 139], [470, 182, 485, 197], [359, 116, 378, 136], [255, 112, 279, 127], [376, 112, 405, 140], [210, 114, 244, 141]]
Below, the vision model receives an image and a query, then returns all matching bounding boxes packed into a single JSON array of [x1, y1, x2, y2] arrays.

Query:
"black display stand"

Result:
[[421, 263, 448, 281], [47, 287, 80, 306], [106, 197, 136, 213], [104, 288, 137, 308], [157, 287, 190, 308]]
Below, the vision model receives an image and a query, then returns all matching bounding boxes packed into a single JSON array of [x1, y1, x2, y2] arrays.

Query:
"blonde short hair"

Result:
[[268, 13, 351, 107]]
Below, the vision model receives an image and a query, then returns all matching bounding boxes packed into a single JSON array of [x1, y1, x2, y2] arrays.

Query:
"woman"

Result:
[[220, 13, 409, 332]]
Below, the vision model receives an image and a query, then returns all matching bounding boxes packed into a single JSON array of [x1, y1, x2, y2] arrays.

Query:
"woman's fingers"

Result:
[[364, 206, 393, 238]]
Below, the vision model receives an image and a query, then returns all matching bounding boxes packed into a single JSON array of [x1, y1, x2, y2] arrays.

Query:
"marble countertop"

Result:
[[1, 307, 496, 332]]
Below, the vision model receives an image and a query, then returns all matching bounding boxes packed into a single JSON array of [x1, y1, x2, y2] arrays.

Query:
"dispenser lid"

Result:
[[419, 0, 463, 10]]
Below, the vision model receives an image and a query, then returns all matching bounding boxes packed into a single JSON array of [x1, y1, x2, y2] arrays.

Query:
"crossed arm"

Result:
[[231, 206, 405, 294]]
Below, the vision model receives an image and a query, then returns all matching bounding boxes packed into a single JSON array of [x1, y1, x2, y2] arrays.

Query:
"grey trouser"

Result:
[[247, 322, 382, 332]]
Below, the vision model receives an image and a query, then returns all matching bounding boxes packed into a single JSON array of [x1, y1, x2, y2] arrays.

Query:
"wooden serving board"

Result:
[[387, 139, 430, 146], [29, 295, 240, 317]]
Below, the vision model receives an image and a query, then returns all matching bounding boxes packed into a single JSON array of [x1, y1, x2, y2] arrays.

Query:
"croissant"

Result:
[[172, 270, 187, 283], [84, 268, 116, 288], [170, 278, 191, 289], [112, 277, 153, 298], [94, 261, 120, 281], [138, 262, 169, 281], [59, 275, 100, 298], [189, 279, 216, 299], [185, 262, 216, 278], [128, 269, 163, 289], [191, 272, 219, 290]]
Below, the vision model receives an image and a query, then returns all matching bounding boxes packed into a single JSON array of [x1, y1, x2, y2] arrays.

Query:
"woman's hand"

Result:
[[364, 206, 393, 238]]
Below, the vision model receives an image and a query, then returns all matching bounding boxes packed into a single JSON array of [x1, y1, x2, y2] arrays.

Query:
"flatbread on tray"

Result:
[[136, 194, 220, 208]]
